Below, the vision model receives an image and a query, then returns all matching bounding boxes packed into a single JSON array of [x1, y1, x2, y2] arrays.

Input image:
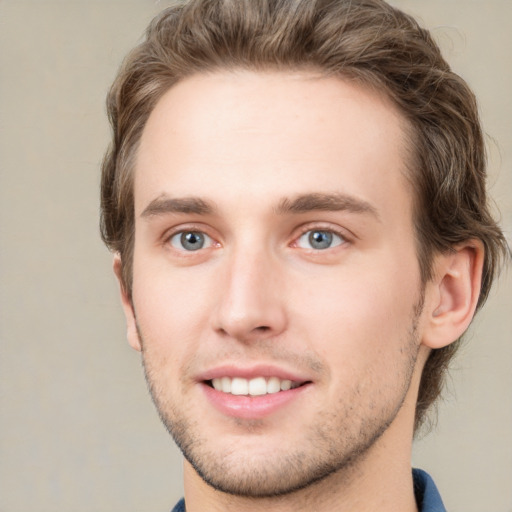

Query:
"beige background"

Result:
[[0, 1, 510, 511]]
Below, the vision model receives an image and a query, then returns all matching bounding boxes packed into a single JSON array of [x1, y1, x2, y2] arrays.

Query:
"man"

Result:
[[100, 0, 508, 510]]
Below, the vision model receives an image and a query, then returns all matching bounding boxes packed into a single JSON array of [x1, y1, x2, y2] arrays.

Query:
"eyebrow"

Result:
[[140, 195, 217, 218], [275, 192, 380, 220], [140, 192, 380, 221]]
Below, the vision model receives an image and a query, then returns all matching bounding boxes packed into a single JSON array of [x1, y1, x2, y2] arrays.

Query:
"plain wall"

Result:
[[0, 1, 510, 511]]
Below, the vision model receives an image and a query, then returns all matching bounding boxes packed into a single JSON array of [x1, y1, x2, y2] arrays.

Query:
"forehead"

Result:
[[134, 70, 412, 219]]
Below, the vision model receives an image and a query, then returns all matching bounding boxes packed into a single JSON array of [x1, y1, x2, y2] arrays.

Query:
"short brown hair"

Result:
[[100, 0, 508, 430]]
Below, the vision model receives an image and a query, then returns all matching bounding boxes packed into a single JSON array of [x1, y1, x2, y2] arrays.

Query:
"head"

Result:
[[101, 0, 506, 465]]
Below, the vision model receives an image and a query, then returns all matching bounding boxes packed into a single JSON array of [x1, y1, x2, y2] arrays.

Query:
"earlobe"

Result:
[[113, 254, 142, 352], [422, 241, 484, 349]]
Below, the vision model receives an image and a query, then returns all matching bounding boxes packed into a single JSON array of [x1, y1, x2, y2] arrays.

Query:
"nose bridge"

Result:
[[214, 241, 286, 341]]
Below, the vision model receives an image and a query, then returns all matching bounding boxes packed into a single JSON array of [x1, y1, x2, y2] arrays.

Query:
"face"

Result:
[[125, 71, 427, 497]]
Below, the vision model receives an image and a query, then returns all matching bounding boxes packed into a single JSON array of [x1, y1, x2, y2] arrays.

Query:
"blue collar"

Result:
[[171, 469, 446, 512], [171, 498, 185, 512], [413, 468, 446, 511]]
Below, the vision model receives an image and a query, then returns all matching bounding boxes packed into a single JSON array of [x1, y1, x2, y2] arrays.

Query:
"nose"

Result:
[[212, 247, 288, 343]]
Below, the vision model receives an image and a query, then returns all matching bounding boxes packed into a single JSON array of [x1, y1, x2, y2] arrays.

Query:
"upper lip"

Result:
[[197, 364, 313, 383]]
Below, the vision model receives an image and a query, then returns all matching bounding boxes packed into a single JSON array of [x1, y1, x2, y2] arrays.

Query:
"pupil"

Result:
[[181, 232, 204, 251], [309, 231, 332, 249]]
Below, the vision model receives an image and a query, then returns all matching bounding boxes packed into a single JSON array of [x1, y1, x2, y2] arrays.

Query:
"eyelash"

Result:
[[292, 224, 351, 251], [164, 224, 219, 254], [169, 230, 215, 251], [163, 224, 352, 254]]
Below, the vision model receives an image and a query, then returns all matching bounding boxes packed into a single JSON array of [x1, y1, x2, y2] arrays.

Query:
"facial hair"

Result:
[[138, 291, 424, 498]]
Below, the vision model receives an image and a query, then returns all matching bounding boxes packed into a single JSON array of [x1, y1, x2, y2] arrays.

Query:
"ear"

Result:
[[113, 254, 142, 352], [422, 241, 484, 349]]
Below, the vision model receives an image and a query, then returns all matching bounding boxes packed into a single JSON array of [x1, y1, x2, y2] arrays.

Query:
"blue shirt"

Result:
[[170, 468, 446, 511], [413, 468, 447, 511]]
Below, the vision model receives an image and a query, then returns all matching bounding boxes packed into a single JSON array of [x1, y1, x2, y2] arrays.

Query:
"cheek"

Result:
[[131, 258, 216, 355], [291, 258, 420, 362]]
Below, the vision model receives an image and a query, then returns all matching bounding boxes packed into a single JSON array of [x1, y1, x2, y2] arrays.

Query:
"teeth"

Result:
[[280, 379, 291, 391], [248, 377, 267, 396], [231, 377, 249, 395], [210, 376, 303, 396], [221, 376, 231, 393], [267, 376, 281, 394]]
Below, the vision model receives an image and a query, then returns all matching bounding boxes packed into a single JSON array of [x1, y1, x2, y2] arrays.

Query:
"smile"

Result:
[[209, 376, 303, 396]]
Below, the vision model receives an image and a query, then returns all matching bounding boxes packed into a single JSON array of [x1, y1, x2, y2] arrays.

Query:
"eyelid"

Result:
[[291, 223, 354, 248], [162, 223, 221, 250], [159, 221, 353, 253], [169, 231, 214, 251], [296, 230, 344, 250]]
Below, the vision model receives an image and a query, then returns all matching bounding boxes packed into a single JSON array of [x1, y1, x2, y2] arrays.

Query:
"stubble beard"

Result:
[[138, 294, 424, 498]]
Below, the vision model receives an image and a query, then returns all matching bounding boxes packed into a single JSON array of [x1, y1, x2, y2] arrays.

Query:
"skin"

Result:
[[115, 70, 483, 512]]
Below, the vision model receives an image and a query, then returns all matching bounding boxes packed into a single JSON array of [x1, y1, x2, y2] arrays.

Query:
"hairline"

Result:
[[117, 66, 433, 294]]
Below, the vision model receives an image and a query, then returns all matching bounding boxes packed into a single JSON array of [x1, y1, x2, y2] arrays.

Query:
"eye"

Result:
[[296, 229, 345, 250], [169, 231, 213, 251]]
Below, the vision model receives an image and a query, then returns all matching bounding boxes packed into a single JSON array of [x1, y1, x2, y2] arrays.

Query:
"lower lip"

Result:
[[201, 382, 311, 419]]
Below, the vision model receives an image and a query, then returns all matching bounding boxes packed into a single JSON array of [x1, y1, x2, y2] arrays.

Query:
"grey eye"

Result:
[[170, 231, 212, 251], [297, 230, 344, 250]]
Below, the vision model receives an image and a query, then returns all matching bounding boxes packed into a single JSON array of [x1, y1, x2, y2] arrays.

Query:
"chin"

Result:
[[160, 399, 402, 498]]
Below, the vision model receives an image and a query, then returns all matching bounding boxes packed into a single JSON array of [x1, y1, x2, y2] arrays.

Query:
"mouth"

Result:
[[200, 369, 313, 419], [205, 376, 309, 396]]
